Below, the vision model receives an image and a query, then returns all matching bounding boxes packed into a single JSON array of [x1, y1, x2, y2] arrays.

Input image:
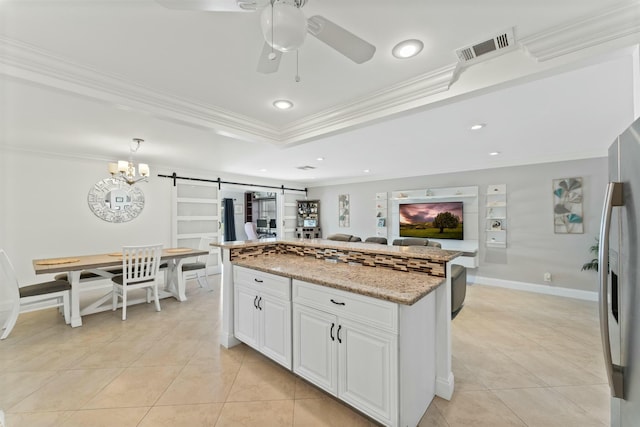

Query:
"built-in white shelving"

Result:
[[391, 186, 477, 200], [389, 185, 479, 268], [375, 192, 388, 237], [295, 200, 321, 239], [485, 184, 507, 248]]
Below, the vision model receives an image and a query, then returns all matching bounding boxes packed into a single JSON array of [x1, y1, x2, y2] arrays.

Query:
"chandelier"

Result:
[[107, 138, 150, 185]]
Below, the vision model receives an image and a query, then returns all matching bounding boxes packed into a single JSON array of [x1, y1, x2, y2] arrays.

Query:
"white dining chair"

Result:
[[111, 244, 163, 321], [244, 222, 258, 240], [0, 249, 71, 340], [180, 236, 215, 290]]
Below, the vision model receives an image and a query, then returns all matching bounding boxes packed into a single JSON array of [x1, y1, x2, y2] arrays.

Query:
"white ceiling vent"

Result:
[[455, 28, 516, 64], [296, 165, 316, 170]]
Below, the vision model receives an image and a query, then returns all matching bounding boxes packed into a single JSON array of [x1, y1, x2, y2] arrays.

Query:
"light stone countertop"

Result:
[[214, 238, 462, 262], [232, 253, 446, 305]]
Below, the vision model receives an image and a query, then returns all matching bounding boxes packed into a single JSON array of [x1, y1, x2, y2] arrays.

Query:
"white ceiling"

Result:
[[1, 0, 639, 185]]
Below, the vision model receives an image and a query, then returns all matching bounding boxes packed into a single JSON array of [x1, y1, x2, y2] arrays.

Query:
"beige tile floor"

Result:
[[0, 277, 609, 426]]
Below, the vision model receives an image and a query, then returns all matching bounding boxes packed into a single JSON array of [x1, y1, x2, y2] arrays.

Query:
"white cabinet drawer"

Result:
[[234, 266, 291, 300], [293, 280, 398, 334]]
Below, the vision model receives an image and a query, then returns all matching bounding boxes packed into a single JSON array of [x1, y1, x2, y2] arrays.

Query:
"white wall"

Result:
[[308, 158, 607, 293], [0, 150, 173, 283], [0, 147, 608, 293], [0, 149, 301, 284]]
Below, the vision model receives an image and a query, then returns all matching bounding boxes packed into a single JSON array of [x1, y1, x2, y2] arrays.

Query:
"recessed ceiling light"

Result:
[[259, 168, 268, 172], [363, 169, 370, 173], [273, 99, 293, 110], [392, 39, 424, 59], [489, 151, 500, 156], [316, 157, 324, 161], [470, 123, 486, 130]]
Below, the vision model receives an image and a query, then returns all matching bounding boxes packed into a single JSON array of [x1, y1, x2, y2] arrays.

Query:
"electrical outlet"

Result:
[[544, 272, 552, 282]]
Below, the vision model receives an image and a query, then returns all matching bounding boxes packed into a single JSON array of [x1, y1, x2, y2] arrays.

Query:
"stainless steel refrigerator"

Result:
[[599, 116, 640, 427]]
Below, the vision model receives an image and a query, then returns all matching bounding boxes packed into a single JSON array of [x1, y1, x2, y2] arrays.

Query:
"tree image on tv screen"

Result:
[[399, 202, 464, 240], [432, 211, 460, 234]]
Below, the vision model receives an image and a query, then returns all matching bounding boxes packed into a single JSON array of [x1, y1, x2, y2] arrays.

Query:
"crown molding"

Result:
[[0, 35, 281, 142], [522, 1, 640, 61], [0, 34, 459, 146], [279, 64, 459, 144], [2, 0, 637, 147]]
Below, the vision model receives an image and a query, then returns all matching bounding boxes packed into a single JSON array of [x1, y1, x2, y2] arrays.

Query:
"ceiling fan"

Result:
[[156, 0, 376, 74]]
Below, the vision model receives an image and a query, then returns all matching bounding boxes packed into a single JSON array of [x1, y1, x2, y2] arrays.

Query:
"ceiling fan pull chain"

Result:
[[295, 49, 301, 82], [268, 1, 276, 61]]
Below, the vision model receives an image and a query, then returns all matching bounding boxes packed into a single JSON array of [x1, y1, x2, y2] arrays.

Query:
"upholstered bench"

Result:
[[54, 268, 123, 282], [54, 263, 169, 283]]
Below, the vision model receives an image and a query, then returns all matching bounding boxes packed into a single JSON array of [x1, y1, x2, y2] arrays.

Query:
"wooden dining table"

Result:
[[33, 248, 208, 327]]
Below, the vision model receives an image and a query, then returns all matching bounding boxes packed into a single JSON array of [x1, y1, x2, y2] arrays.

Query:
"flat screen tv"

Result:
[[399, 201, 464, 240]]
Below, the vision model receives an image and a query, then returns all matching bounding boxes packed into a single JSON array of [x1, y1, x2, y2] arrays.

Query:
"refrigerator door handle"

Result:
[[599, 181, 624, 399]]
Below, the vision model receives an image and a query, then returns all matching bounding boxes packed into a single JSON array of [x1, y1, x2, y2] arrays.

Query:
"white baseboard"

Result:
[[468, 274, 598, 301], [220, 332, 241, 349], [435, 372, 455, 401]]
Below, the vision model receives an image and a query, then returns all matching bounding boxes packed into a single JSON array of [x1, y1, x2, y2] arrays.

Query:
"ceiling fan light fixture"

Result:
[[273, 99, 294, 110], [261, 1, 307, 53], [392, 39, 424, 59]]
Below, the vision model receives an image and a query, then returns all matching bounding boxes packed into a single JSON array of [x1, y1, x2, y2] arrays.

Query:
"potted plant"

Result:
[[581, 238, 599, 271]]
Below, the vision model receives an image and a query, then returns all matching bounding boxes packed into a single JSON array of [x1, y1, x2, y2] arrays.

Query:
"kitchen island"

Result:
[[213, 238, 460, 427]]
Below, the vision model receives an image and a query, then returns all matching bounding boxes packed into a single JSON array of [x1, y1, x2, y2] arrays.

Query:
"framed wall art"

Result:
[[553, 177, 584, 234], [338, 194, 350, 227]]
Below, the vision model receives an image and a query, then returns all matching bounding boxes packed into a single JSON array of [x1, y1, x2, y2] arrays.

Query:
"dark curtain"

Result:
[[223, 198, 237, 242]]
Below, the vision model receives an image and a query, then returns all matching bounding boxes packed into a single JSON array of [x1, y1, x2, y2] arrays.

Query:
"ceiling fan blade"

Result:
[[307, 15, 376, 64], [257, 42, 282, 74], [155, 0, 256, 12]]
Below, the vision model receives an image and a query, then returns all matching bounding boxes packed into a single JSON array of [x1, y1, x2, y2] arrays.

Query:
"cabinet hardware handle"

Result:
[[254, 278, 264, 283], [330, 299, 345, 306], [253, 295, 258, 309], [330, 323, 335, 341], [337, 325, 342, 343], [257, 297, 262, 310]]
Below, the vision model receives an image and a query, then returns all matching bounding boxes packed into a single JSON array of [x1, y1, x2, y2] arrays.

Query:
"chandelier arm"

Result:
[[107, 138, 149, 186]]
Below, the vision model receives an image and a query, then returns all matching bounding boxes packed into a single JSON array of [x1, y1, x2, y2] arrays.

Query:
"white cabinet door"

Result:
[[234, 284, 258, 349], [293, 304, 338, 395], [234, 268, 292, 369], [260, 294, 292, 368], [338, 319, 398, 425]]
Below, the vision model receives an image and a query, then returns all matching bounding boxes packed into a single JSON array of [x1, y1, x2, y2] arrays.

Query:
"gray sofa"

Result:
[[364, 237, 388, 244], [391, 238, 441, 247], [326, 233, 362, 242]]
